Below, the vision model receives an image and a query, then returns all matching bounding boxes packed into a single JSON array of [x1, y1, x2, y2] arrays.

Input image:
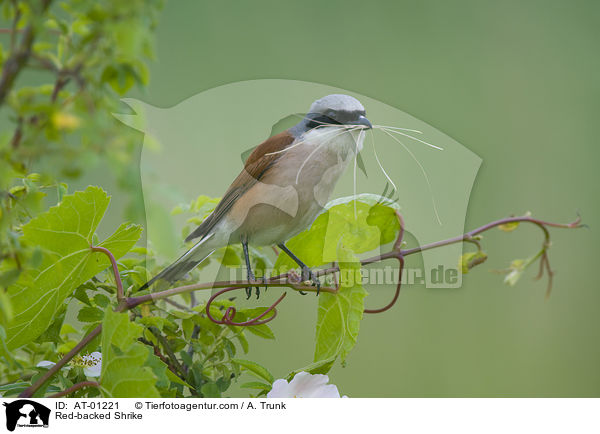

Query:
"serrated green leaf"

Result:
[[4, 187, 142, 351], [100, 307, 159, 397], [93, 293, 110, 308], [314, 243, 367, 368], [77, 306, 104, 323], [36, 308, 66, 343], [143, 347, 170, 390], [73, 285, 92, 306]]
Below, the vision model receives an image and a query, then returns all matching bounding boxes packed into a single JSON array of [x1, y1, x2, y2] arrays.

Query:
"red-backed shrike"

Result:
[[141, 94, 372, 296]]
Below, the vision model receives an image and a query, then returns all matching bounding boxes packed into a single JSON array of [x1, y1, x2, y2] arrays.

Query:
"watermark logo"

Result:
[[114, 79, 481, 290], [3, 400, 50, 431]]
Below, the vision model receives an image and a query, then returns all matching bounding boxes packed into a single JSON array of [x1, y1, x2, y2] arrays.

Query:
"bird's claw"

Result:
[[246, 275, 266, 300], [301, 267, 321, 296]]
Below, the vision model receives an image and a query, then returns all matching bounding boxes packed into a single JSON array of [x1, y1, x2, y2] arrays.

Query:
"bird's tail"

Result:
[[138, 235, 215, 292]]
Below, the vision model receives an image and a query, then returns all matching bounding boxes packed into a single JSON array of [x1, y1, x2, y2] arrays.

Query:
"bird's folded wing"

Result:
[[185, 130, 295, 242]]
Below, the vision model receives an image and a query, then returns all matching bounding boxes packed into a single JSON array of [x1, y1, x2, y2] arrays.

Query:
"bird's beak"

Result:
[[354, 115, 372, 130]]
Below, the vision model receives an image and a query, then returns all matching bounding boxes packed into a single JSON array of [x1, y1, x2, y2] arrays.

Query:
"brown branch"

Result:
[[364, 255, 404, 314], [121, 278, 336, 311], [0, 0, 53, 106], [206, 288, 287, 326], [147, 326, 186, 378], [9, 1, 21, 53], [90, 246, 124, 301], [10, 117, 23, 149], [139, 337, 179, 375]]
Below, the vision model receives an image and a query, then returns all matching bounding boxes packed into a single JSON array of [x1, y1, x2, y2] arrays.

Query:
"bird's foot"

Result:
[[301, 267, 321, 296], [245, 274, 267, 300]]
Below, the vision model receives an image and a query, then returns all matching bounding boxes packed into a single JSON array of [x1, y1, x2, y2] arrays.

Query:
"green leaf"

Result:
[[138, 316, 167, 331], [222, 337, 236, 358], [0, 325, 18, 368], [459, 251, 488, 274], [286, 355, 337, 381], [93, 293, 110, 308], [314, 243, 367, 368], [245, 324, 275, 340], [4, 187, 142, 351], [73, 286, 92, 306], [101, 64, 136, 95], [143, 347, 170, 390], [166, 368, 193, 389], [498, 221, 520, 232], [232, 358, 274, 383], [77, 306, 104, 323], [274, 194, 400, 272], [0, 290, 13, 327], [60, 323, 78, 335], [100, 307, 159, 397], [235, 332, 249, 353], [0, 382, 30, 397], [36, 308, 66, 343], [201, 382, 221, 398], [235, 308, 276, 340], [215, 245, 241, 267], [0, 269, 21, 289]]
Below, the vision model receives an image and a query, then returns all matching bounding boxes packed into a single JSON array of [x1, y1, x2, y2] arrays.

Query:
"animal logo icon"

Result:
[[3, 400, 50, 431]]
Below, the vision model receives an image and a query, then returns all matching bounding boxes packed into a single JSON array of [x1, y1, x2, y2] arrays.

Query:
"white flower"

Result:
[[267, 371, 347, 398], [80, 352, 102, 377], [35, 351, 102, 378]]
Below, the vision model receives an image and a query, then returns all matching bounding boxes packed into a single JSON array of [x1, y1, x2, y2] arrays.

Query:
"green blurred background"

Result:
[[117, 0, 599, 397]]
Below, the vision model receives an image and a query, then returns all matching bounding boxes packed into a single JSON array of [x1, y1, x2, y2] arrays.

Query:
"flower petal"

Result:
[[267, 371, 344, 398]]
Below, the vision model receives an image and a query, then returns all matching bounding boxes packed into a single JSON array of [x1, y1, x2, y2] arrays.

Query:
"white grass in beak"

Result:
[[375, 125, 444, 151], [379, 127, 443, 225]]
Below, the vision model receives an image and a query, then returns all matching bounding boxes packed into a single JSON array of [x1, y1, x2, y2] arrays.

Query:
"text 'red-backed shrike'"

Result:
[[140, 94, 372, 296]]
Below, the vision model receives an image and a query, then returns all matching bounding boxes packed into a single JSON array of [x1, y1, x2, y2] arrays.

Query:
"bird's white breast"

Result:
[[217, 126, 365, 246]]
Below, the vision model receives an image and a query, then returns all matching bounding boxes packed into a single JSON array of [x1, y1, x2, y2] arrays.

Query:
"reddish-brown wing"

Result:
[[185, 131, 295, 242]]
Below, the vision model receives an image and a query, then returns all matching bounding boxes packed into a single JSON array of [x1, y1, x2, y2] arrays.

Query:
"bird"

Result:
[[140, 94, 372, 297]]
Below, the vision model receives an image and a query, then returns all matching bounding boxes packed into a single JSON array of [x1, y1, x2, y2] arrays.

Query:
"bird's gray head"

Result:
[[309, 94, 365, 115], [298, 94, 372, 133]]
